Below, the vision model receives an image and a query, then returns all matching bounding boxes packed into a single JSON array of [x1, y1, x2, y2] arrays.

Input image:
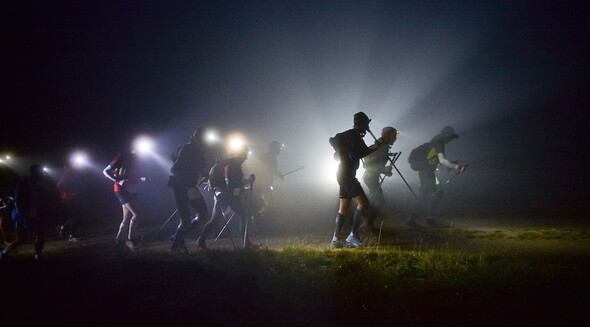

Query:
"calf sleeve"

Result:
[[351, 208, 364, 235], [333, 213, 345, 240]]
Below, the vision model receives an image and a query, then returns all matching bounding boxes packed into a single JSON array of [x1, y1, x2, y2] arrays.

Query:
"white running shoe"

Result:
[[345, 233, 365, 248]]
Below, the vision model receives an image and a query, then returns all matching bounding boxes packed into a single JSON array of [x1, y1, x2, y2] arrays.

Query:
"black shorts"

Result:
[[338, 177, 365, 199], [115, 190, 137, 205]]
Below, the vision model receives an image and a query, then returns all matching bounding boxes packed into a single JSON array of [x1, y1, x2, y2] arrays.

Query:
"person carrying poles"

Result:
[[407, 126, 466, 227], [362, 126, 398, 233], [329, 112, 386, 248]]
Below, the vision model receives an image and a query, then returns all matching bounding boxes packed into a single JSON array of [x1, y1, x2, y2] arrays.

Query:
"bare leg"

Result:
[[124, 202, 139, 240]]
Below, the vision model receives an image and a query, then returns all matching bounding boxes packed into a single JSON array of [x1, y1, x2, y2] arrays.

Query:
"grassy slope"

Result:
[[1, 222, 590, 327]]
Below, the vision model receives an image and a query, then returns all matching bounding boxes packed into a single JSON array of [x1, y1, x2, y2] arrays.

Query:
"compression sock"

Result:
[[351, 208, 364, 235], [333, 213, 345, 241]]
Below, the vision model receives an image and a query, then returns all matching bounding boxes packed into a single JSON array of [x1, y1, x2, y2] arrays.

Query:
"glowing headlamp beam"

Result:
[[205, 130, 219, 144], [133, 136, 154, 155], [70, 151, 90, 169], [229, 136, 244, 152]]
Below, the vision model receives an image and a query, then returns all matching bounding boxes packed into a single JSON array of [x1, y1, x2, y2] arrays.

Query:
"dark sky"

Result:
[[1, 1, 588, 211]]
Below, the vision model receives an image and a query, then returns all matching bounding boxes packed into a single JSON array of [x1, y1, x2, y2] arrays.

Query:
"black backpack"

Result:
[[408, 143, 434, 171], [329, 131, 350, 158]]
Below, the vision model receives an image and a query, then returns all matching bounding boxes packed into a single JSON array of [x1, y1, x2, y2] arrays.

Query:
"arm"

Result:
[[103, 164, 117, 182], [363, 135, 388, 157], [437, 153, 460, 170]]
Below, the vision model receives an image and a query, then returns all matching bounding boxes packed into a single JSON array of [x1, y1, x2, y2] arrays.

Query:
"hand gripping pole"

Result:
[[367, 129, 417, 199]]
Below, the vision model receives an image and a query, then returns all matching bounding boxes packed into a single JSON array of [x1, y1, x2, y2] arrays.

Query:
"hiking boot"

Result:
[[345, 233, 365, 248], [68, 235, 80, 242]]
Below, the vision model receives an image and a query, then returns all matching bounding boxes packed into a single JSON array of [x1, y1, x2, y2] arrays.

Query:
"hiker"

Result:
[[196, 144, 258, 250], [254, 140, 283, 219], [103, 149, 144, 250], [329, 112, 385, 248], [362, 126, 398, 233], [407, 126, 466, 226], [1, 164, 60, 261], [56, 166, 86, 242], [167, 127, 211, 252]]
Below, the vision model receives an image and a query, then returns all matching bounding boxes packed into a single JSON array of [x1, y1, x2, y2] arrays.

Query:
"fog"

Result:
[[1, 1, 588, 228]]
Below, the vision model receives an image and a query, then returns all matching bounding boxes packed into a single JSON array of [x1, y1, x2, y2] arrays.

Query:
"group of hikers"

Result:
[[330, 112, 466, 248], [0, 111, 466, 260]]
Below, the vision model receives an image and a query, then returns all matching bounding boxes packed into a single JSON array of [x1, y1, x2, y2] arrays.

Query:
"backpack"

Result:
[[329, 131, 351, 161], [329, 131, 348, 152], [408, 143, 435, 171], [208, 160, 227, 189]]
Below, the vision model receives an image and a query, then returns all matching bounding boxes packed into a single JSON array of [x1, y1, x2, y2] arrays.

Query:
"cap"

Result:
[[353, 112, 371, 127], [440, 126, 459, 139]]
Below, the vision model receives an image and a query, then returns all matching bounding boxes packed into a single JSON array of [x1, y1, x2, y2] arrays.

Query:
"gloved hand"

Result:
[[374, 137, 386, 147], [382, 166, 393, 177]]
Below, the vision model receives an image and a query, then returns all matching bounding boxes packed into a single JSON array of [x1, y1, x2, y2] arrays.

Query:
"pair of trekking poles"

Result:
[[366, 129, 418, 200], [153, 177, 255, 249]]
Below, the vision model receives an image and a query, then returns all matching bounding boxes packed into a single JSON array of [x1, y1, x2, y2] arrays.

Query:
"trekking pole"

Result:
[[244, 174, 255, 248], [378, 151, 401, 185], [434, 165, 469, 195], [281, 165, 305, 177], [214, 211, 236, 249], [152, 209, 178, 240], [367, 129, 418, 199]]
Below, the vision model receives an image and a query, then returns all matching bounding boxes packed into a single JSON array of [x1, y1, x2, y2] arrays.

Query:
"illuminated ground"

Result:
[[1, 214, 589, 326]]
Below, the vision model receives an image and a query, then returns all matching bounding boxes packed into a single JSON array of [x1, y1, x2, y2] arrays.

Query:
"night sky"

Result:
[[1, 1, 588, 215]]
